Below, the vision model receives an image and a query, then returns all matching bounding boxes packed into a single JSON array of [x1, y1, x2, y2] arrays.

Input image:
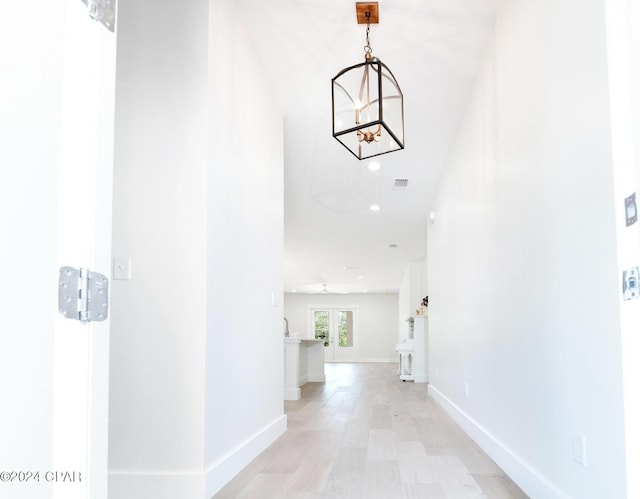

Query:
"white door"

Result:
[[0, 2, 116, 499], [311, 308, 358, 362]]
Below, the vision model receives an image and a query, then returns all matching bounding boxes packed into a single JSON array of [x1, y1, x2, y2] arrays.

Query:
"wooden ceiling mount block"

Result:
[[356, 2, 379, 24]]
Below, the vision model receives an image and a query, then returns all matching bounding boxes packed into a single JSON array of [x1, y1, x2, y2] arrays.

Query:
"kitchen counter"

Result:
[[284, 338, 325, 400]]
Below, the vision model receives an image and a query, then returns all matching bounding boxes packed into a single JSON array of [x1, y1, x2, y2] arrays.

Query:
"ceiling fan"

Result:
[[307, 283, 348, 295]]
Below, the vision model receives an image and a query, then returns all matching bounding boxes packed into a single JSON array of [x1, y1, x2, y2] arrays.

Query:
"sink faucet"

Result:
[[284, 317, 290, 337]]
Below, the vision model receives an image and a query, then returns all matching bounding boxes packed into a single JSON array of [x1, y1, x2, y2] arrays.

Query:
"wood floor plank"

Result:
[[332, 447, 368, 474], [367, 429, 396, 460], [340, 420, 370, 448], [320, 472, 365, 499], [287, 458, 333, 492], [402, 482, 448, 498], [362, 459, 403, 498], [473, 473, 530, 499], [430, 455, 486, 497], [235, 473, 290, 499]]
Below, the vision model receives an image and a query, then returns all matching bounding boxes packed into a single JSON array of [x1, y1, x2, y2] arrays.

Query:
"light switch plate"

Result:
[[113, 257, 132, 280]]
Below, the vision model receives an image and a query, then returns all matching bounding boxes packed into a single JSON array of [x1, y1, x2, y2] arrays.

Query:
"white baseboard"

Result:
[[205, 414, 287, 498], [299, 372, 325, 384], [307, 372, 325, 382], [284, 387, 301, 400], [109, 469, 204, 499], [428, 385, 569, 499], [109, 415, 287, 499]]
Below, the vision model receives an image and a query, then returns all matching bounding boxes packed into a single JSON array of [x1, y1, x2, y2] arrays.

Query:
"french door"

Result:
[[311, 308, 358, 362]]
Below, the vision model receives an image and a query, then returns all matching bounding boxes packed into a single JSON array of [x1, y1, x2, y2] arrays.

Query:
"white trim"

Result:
[[108, 470, 204, 499], [300, 373, 327, 386], [428, 385, 570, 499], [109, 415, 287, 499], [284, 387, 301, 400], [204, 414, 287, 497]]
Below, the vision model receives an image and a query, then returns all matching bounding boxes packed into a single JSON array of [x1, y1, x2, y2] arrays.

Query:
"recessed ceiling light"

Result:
[[370, 204, 381, 212], [357, 275, 365, 279], [291, 289, 297, 293], [367, 161, 381, 172], [363, 290, 368, 293]]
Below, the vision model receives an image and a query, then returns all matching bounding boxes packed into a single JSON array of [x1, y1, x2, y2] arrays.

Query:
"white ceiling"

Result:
[[234, 0, 501, 294]]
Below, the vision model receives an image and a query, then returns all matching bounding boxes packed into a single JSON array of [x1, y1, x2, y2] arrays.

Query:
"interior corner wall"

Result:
[[203, 0, 286, 496], [398, 269, 411, 328], [427, 1, 626, 498], [109, 0, 209, 497], [398, 262, 422, 340], [284, 293, 399, 362], [420, 254, 428, 300]]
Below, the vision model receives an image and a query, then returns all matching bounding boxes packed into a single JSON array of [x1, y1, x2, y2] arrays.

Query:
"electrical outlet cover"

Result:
[[573, 435, 587, 466]]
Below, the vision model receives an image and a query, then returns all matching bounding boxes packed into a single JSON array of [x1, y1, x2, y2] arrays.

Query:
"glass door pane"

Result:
[[338, 310, 353, 348], [314, 310, 329, 347], [334, 309, 356, 361]]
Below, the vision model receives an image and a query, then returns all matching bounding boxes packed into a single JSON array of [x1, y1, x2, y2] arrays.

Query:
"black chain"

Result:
[[364, 11, 372, 58]]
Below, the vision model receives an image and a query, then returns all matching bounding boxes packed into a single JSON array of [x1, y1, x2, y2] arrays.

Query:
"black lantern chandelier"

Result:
[[331, 2, 404, 160]]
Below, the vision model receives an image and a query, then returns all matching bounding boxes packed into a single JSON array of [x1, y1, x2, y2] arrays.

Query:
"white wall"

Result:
[[427, 1, 627, 498], [284, 293, 398, 362], [420, 254, 428, 299], [109, 0, 209, 496], [398, 262, 423, 341], [203, 0, 285, 496], [109, 0, 285, 498]]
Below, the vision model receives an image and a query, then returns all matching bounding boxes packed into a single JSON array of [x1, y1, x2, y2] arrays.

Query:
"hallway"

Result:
[[215, 363, 527, 498]]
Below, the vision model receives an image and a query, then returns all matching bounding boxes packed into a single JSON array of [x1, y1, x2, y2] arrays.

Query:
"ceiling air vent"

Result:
[[393, 178, 409, 189], [388, 243, 398, 249]]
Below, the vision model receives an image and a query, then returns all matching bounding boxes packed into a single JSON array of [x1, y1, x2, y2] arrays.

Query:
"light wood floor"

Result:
[[214, 363, 528, 499]]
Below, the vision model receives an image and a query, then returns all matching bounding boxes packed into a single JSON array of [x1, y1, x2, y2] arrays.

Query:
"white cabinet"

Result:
[[395, 316, 429, 383]]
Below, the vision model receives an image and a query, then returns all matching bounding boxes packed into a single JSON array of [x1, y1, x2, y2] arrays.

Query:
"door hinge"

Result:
[[58, 266, 109, 322], [80, 0, 116, 33]]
